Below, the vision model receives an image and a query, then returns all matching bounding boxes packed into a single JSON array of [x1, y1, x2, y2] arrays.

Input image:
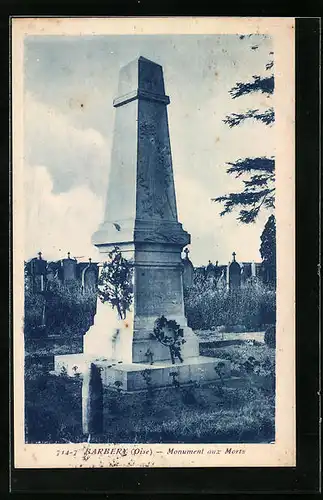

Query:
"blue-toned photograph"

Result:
[[23, 33, 276, 446]]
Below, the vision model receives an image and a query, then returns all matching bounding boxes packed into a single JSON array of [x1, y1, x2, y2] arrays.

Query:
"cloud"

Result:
[[23, 35, 275, 266], [175, 171, 268, 266], [24, 91, 111, 196], [24, 163, 268, 267], [24, 164, 103, 261]]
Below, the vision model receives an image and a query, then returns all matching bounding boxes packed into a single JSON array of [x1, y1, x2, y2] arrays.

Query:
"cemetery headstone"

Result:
[[182, 247, 194, 290], [206, 260, 215, 280], [61, 252, 77, 282], [82, 260, 98, 293], [30, 252, 47, 293], [229, 252, 241, 291], [241, 262, 252, 283]]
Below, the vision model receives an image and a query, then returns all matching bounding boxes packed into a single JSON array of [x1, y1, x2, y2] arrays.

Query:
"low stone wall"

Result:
[[25, 335, 83, 355], [198, 331, 265, 349]]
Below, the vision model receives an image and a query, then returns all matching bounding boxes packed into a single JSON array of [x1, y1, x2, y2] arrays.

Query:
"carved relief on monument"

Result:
[[137, 101, 177, 222], [135, 267, 184, 317], [140, 229, 190, 245], [134, 220, 190, 246]]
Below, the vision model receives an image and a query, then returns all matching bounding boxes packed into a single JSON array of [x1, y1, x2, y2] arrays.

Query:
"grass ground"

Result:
[[201, 343, 275, 370], [25, 339, 275, 444]]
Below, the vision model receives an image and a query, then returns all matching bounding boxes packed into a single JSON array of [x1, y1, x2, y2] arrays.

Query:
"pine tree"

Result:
[[260, 214, 276, 263], [212, 41, 275, 224], [260, 214, 276, 285]]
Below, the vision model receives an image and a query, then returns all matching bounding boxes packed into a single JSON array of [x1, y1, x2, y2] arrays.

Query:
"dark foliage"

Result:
[[225, 157, 275, 177], [223, 108, 274, 127], [214, 190, 274, 224], [24, 288, 46, 337], [212, 154, 275, 223], [25, 368, 275, 444], [46, 279, 97, 336], [229, 75, 274, 99], [185, 274, 276, 331], [24, 275, 97, 338], [213, 46, 275, 225], [212, 155, 275, 223], [264, 325, 276, 348], [97, 246, 133, 320], [25, 368, 83, 443], [260, 214, 276, 265]]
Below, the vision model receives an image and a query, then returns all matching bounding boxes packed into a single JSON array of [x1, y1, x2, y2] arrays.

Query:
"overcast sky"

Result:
[[23, 34, 274, 266]]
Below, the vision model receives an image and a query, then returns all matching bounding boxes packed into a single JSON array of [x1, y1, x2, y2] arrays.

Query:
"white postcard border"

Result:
[[12, 16, 296, 468]]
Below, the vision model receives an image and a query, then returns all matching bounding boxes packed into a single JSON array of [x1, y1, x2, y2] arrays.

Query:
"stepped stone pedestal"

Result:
[[54, 56, 231, 391]]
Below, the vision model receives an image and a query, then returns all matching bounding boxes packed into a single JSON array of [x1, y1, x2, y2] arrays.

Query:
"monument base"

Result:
[[82, 297, 201, 364], [54, 354, 231, 392]]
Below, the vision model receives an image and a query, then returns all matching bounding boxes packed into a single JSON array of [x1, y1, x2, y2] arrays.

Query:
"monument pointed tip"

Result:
[[115, 55, 167, 106], [138, 55, 162, 66]]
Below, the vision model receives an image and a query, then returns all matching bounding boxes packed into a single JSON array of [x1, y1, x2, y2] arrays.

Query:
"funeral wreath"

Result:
[[152, 315, 186, 364]]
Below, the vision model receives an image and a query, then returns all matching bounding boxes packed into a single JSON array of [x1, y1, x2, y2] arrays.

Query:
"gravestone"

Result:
[[206, 260, 215, 280], [82, 260, 98, 293], [60, 252, 77, 282], [55, 56, 231, 390], [229, 252, 241, 291], [216, 265, 228, 290], [30, 252, 47, 293], [213, 260, 223, 282], [27, 252, 47, 330], [46, 261, 59, 282], [255, 262, 263, 279], [241, 262, 252, 283], [182, 248, 194, 290]]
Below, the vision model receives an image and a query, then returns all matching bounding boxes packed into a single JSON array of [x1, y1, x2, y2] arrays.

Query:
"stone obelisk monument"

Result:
[[55, 57, 230, 391]]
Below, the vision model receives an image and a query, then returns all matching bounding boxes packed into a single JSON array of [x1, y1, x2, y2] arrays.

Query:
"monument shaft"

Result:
[[91, 56, 196, 363], [55, 56, 231, 391]]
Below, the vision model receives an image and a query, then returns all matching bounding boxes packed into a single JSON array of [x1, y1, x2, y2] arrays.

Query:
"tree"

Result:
[[212, 42, 275, 224], [260, 214, 276, 286], [260, 214, 276, 265]]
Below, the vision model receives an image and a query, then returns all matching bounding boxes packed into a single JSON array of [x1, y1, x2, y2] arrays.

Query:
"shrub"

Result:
[[201, 343, 275, 394], [98, 247, 133, 320], [46, 279, 97, 337], [24, 276, 97, 338], [184, 274, 226, 330], [25, 371, 82, 443], [184, 275, 276, 332], [24, 289, 46, 338], [181, 383, 198, 406]]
